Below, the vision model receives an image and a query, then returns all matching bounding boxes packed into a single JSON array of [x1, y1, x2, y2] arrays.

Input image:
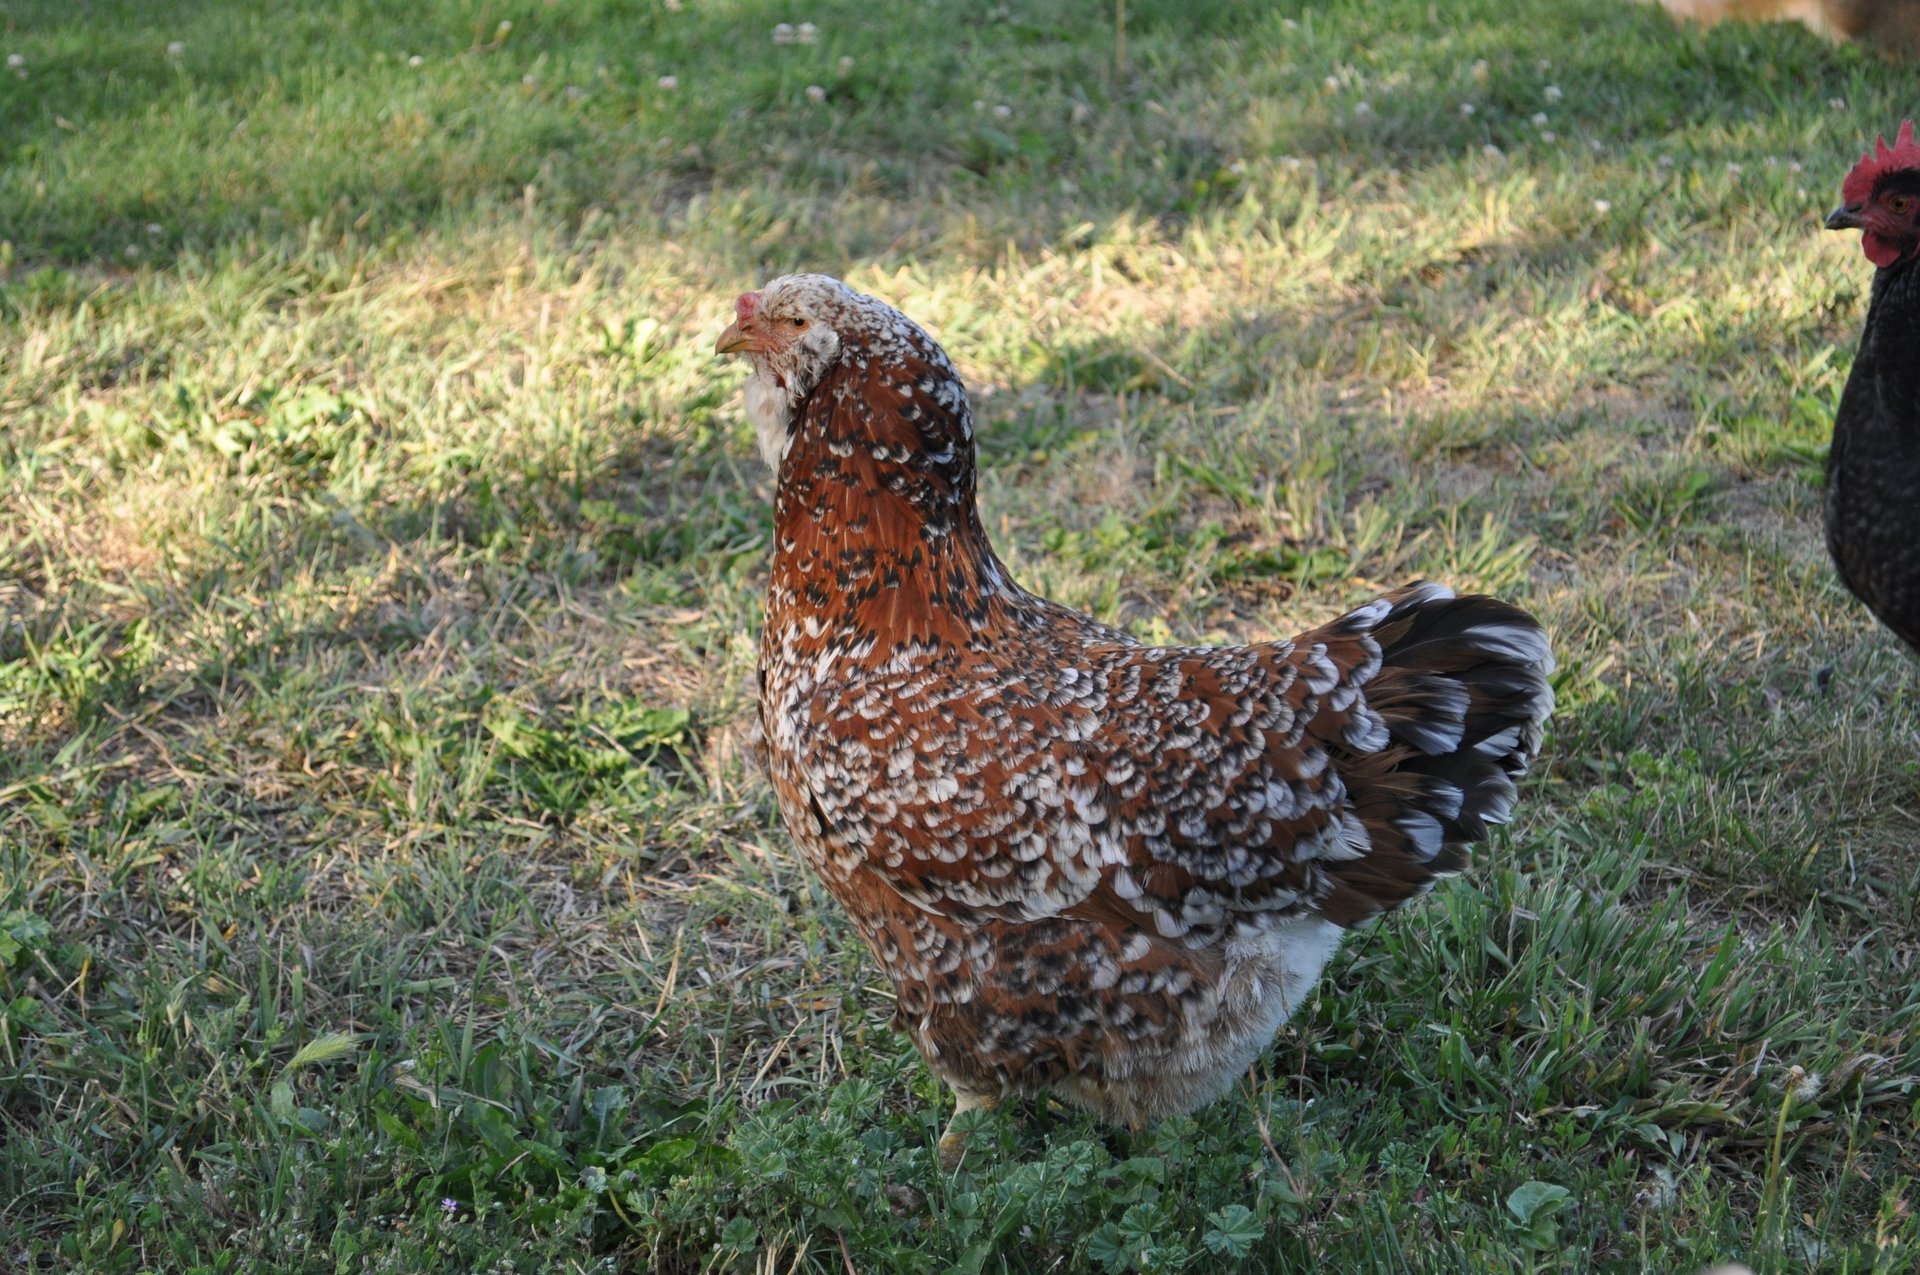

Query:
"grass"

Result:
[[2, 0, 1918, 1269]]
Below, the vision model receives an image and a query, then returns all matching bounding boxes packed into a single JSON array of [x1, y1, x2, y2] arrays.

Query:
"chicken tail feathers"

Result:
[[1307, 581, 1555, 925]]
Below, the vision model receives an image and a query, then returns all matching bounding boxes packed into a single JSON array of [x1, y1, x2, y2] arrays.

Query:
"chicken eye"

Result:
[[1890, 194, 1916, 216], [791, 316, 809, 329]]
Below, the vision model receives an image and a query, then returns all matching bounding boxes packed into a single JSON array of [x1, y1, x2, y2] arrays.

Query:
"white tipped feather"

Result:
[[1426, 778, 1465, 820], [1394, 581, 1456, 608], [1342, 703, 1392, 753], [1338, 597, 1393, 630], [1473, 724, 1525, 757], [1477, 780, 1518, 826], [1396, 811, 1444, 861], [1460, 621, 1554, 667], [1394, 710, 1466, 755]]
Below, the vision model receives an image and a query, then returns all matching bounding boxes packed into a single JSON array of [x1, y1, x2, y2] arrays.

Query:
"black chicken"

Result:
[[1823, 120, 1920, 654]]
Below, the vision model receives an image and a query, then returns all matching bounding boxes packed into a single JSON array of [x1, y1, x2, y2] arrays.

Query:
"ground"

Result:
[[2, 0, 1917, 1271]]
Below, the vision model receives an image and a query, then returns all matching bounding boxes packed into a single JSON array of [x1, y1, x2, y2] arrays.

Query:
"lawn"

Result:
[[2, 0, 1918, 1270]]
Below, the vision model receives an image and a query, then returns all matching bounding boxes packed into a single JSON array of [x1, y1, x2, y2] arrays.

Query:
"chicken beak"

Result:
[[715, 319, 755, 356], [1825, 203, 1867, 232]]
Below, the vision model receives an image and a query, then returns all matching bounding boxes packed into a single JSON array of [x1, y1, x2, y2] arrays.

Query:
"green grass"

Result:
[[3, 0, 1918, 1269]]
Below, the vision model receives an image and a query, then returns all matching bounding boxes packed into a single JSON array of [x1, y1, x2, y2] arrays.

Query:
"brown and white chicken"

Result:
[[716, 275, 1555, 1166]]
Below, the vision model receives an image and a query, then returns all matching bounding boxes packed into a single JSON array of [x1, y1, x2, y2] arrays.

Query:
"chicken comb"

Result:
[[1842, 120, 1920, 205]]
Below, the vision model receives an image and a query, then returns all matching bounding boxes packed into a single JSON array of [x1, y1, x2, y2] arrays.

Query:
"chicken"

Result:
[[1823, 120, 1920, 654], [715, 275, 1555, 1166], [1657, 0, 1920, 55]]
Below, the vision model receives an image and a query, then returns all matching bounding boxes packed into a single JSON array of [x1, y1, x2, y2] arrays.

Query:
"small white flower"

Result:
[[1543, 84, 1563, 102], [1322, 75, 1339, 93], [565, 84, 585, 99], [1638, 1168, 1678, 1211], [1788, 160, 1803, 173], [5, 53, 22, 68], [1540, 130, 1556, 143], [972, 99, 985, 112], [166, 41, 185, 57], [1531, 112, 1548, 126], [1828, 96, 1846, 111], [993, 103, 1011, 119], [772, 22, 796, 44], [1797, 187, 1808, 200], [1482, 143, 1504, 160], [1354, 100, 1373, 117], [1793, 1069, 1822, 1102], [497, 20, 512, 32], [145, 222, 163, 235], [797, 21, 818, 43], [1070, 101, 1090, 124], [805, 83, 825, 102], [1593, 199, 1611, 213], [1282, 16, 1299, 28], [1228, 159, 1247, 175], [408, 54, 423, 67], [664, 0, 682, 9], [1471, 58, 1489, 81], [1459, 102, 1475, 116], [1726, 161, 1742, 174], [657, 74, 677, 90], [837, 55, 853, 74], [522, 73, 536, 86], [124, 243, 142, 259]]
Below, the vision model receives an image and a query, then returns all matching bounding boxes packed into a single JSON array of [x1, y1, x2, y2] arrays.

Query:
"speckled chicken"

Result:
[[715, 275, 1555, 1165], [1823, 120, 1920, 654]]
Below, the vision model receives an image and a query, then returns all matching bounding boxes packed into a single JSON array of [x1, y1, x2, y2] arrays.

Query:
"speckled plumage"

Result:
[[719, 274, 1556, 1153], [1825, 124, 1920, 654]]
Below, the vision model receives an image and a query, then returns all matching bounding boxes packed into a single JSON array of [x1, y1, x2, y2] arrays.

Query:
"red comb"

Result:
[[1841, 119, 1920, 205], [736, 291, 761, 321]]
